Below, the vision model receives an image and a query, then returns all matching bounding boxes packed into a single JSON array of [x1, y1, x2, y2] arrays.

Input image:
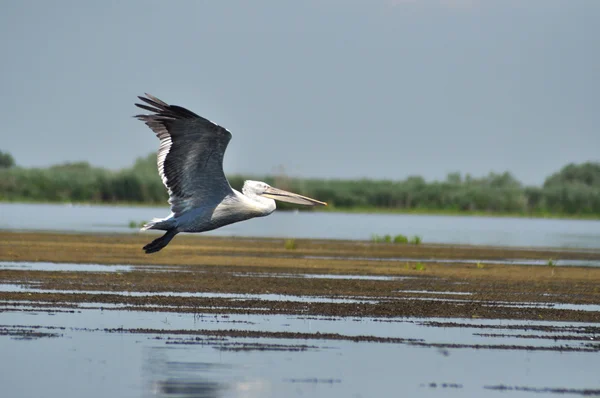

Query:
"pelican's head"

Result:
[[242, 180, 327, 206]]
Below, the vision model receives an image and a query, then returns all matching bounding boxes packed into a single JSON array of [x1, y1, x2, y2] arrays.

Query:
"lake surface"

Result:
[[2, 283, 598, 398], [2, 219, 599, 397], [2, 202, 600, 249]]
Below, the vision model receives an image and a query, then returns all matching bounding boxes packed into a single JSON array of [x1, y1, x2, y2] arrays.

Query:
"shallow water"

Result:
[[5, 278, 600, 314], [0, 283, 380, 304], [230, 271, 414, 281], [1, 301, 598, 398], [303, 255, 600, 267], [0, 261, 194, 274], [1, 247, 599, 397], [0, 261, 135, 273], [0, 261, 417, 277], [2, 202, 600, 249]]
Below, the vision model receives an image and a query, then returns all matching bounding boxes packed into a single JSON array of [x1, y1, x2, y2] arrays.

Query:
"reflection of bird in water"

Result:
[[151, 378, 270, 398], [134, 94, 327, 254], [152, 379, 223, 397]]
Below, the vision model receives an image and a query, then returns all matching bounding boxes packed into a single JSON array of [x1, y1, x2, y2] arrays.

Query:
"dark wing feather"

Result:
[[134, 93, 234, 214]]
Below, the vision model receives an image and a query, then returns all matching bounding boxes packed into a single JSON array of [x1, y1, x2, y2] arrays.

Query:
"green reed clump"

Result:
[[372, 233, 421, 245], [284, 239, 297, 250], [393, 234, 408, 244], [410, 235, 422, 245], [128, 220, 146, 229], [371, 234, 392, 243], [414, 262, 426, 271]]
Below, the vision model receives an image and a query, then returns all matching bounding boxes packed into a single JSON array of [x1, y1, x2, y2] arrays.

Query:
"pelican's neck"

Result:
[[234, 189, 276, 216]]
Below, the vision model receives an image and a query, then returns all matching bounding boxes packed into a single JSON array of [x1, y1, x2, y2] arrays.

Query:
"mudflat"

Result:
[[1, 230, 599, 323]]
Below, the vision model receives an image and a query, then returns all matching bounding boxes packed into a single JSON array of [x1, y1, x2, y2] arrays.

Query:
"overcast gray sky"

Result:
[[1, 0, 598, 186]]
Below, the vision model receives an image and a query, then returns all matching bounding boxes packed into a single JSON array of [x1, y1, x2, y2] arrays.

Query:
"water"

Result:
[[0, 260, 421, 277], [302, 256, 600, 267], [1, 255, 599, 397], [0, 261, 135, 273], [1, 303, 598, 398], [2, 202, 600, 249], [2, 202, 600, 396], [0, 283, 380, 304], [0, 261, 195, 274]]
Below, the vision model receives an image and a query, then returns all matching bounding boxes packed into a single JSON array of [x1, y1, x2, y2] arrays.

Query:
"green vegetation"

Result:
[[1, 150, 599, 218], [412, 262, 426, 271], [393, 234, 408, 244], [284, 239, 297, 250], [372, 234, 392, 243], [372, 234, 421, 244], [128, 220, 146, 229], [409, 236, 422, 245], [0, 151, 15, 169]]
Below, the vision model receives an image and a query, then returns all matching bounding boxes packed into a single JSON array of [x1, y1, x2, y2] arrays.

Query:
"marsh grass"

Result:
[[284, 239, 297, 250], [410, 236, 422, 245], [373, 233, 422, 245], [393, 234, 408, 244], [414, 262, 426, 271], [404, 262, 426, 271], [128, 220, 146, 229], [371, 234, 392, 243]]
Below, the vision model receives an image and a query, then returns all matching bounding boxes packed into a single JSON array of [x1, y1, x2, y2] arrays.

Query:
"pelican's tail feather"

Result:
[[141, 215, 176, 231], [143, 229, 178, 254]]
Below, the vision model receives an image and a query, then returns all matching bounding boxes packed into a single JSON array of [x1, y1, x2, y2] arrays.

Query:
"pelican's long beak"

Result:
[[262, 186, 327, 206]]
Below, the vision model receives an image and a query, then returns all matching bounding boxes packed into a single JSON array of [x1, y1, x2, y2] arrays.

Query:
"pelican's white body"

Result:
[[144, 181, 276, 234]]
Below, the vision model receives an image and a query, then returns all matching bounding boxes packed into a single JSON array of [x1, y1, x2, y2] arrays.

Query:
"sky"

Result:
[[1, 0, 598, 186]]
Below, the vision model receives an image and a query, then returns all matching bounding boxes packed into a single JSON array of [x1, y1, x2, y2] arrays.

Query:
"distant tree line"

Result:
[[0, 151, 15, 168], [0, 150, 599, 217]]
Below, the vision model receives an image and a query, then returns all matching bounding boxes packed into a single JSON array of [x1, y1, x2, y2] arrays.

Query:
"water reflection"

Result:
[[1, 304, 599, 398], [144, 348, 270, 398]]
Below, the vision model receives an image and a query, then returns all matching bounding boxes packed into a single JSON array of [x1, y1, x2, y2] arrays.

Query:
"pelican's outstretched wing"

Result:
[[134, 93, 234, 215]]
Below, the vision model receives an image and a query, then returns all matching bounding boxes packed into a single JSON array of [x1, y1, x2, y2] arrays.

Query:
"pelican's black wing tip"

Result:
[[134, 93, 200, 120]]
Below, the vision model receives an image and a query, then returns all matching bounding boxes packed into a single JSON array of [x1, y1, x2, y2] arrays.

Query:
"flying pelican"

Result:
[[134, 93, 327, 254]]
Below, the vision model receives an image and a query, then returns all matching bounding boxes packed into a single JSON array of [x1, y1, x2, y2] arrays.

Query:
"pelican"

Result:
[[133, 93, 327, 254]]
